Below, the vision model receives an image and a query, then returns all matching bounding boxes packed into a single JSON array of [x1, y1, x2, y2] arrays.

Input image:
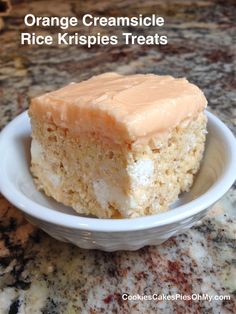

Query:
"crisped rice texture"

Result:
[[30, 113, 207, 218]]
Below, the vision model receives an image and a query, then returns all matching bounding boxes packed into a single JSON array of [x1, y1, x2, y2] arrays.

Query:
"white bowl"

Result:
[[0, 111, 235, 251]]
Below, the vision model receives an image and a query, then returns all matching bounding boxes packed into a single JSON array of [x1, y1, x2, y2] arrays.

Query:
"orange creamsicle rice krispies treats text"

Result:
[[29, 73, 207, 218]]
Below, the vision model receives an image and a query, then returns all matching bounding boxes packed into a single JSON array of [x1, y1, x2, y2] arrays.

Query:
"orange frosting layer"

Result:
[[29, 73, 207, 144]]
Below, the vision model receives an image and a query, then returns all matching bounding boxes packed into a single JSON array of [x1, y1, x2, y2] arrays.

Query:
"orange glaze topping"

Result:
[[29, 73, 207, 144]]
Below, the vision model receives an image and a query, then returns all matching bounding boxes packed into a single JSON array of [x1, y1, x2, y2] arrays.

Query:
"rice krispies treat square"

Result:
[[29, 73, 207, 218]]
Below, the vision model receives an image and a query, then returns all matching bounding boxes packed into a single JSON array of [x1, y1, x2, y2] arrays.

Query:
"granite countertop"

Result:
[[0, 0, 235, 313]]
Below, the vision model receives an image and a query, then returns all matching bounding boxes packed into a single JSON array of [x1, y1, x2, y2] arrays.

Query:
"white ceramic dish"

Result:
[[0, 111, 235, 251]]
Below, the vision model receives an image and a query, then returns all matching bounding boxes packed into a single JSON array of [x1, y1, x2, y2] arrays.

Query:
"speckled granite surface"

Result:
[[0, 0, 235, 313]]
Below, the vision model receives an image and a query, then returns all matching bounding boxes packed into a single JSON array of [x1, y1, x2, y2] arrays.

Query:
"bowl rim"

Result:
[[0, 110, 235, 232]]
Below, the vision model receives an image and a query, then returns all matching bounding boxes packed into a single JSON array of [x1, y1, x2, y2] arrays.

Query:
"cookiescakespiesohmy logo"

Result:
[[121, 293, 231, 302]]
